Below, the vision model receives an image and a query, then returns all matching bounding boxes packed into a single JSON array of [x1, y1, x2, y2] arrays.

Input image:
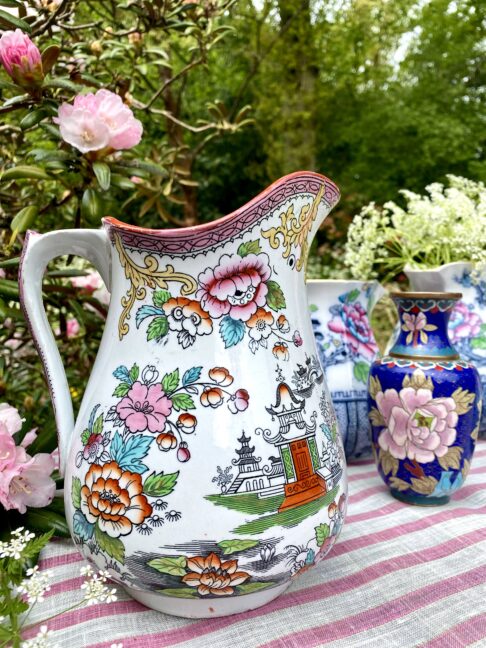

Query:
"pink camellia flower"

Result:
[[449, 301, 482, 344], [0, 29, 43, 88], [328, 302, 377, 360], [228, 389, 250, 413], [55, 89, 143, 154], [376, 386, 458, 463], [116, 381, 172, 433], [0, 402, 23, 436], [196, 253, 271, 321]]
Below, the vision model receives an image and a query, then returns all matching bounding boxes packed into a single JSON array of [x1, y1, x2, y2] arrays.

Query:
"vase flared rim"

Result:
[[390, 291, 462, 300]]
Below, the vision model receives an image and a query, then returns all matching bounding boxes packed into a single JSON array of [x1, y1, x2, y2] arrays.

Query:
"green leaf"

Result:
[[171, 392, 195, 411], [143, 470, 179, 497], [19, 109, 46, 130], [266, 280, 286, 311], [0, 8, 31, 31], [10, 205, 38, 234], [95, 524, 125, 563], [129, 363, 139, 383], [72, 476, 82, 509], [93, 161, 111, 191], [217, 539, 259, 555], [44, 78, 83, 93], [1, 165, 49, 181], [315, 523, 330, 546], [353, 361, 370, 384], [309, 303, 318, 312], [162, 369, 179, 394], [237, 239, 262, 257], [157, 587, 197, 598], [148, 555, 187, 576], [22, 529, 55, 560], [81, 189, 103, 222], [0, 279, 19, 298], [111, 174, 136, 190], [153, 289, 171, 307], [345, 289, 360, 303], [41, 44, 60, 75], [236, 581, 274, 594], [147, 316, 169, 342], [92, 413, 103, 435], [113, 382, 130, 397], [81, 429, 90, 445], [471, 336, 486, 350], [24, 509, 70, 537]]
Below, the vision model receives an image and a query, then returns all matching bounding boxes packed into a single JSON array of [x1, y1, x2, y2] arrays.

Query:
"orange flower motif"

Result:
[[157, 432, 178, 451], [162, 297, 212, 348], [276, 314, 290, 333], [247, 308, 274, 342], [272, 341, 289, 361], [80, 461, 152, 538], [177, 413, 197, 433], [181, 552, 250, 596], [208, 367, 233, 386], [200, 387, 224, 408]]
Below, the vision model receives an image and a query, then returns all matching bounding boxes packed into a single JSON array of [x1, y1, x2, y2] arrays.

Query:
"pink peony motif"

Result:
[[55, 89, 143, 153], [228, 389, 250, 413], [376, 387, 458, 463], [0, 402, 23, 435], [116, 381, 172, 433], [328, 302, 377, 360], [0, 29, 43, 87], [449, 301, 482, 343], [196, 253, 271, 321]]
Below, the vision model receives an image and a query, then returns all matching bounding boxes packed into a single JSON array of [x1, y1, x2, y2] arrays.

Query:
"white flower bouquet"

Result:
[[344, 175, 486, 280]]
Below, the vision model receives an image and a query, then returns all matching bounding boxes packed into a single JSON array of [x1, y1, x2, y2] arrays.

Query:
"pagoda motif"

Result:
[[226, 432, 285, 496], [263, 381, 327, 512]]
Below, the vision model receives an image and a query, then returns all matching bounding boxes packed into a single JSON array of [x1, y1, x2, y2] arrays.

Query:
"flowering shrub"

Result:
[[344, 175, 486, 280]]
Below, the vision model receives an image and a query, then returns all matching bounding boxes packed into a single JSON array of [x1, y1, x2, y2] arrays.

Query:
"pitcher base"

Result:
[[123, 581, 291, 618]]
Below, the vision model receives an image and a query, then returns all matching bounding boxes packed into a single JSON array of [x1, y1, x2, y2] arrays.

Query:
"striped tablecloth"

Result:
[[26, 441, 486, 648]]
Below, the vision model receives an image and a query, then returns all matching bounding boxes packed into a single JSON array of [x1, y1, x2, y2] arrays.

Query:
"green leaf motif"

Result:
[[129, 364, 139, 383], [217, 539, 259, 555], [148, 555, 187, 576], [143, 470, 179, 497], [162, 369, 179, 394], [266, 280, 286, 311], [113, 382, 130, 398], [309, 303, 318, 312], [344, 288, 360, 303], [147, 316, 169, 342], [237, 239, 262, 257], [236, 581, 275, 594], [72, 477, 82, 509], [315, 523, 330, 546], [470, 336, 486, 350], [95, 524, 125, 564], [171, 392, 195, 411], [353, 361, 370, 384], [92, 413, 103, 436], [153, 290, 171, 307], [157, 587, 197, 598], [81, 428, 90, 445]]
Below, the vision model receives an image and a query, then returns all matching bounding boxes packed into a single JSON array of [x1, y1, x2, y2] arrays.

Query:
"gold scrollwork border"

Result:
[[113, 233, 197, 339]]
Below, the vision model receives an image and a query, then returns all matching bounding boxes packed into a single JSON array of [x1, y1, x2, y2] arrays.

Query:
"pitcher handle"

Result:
[[19, 228, 112, 474]]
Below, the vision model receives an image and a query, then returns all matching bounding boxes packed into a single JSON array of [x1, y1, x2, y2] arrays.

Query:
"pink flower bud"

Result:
[[0, 29, 43, 88], [177, 441, 191, 463]]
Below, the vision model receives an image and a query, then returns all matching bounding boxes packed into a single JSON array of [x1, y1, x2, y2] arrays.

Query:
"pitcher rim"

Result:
[[103, 170, 339, 238]]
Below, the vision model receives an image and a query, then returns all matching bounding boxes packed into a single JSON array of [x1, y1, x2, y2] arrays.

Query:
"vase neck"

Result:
[[390, 293, 461, 360]]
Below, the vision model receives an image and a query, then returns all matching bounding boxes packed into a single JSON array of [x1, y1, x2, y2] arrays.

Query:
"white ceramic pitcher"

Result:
[[19, 172, 348, 618]]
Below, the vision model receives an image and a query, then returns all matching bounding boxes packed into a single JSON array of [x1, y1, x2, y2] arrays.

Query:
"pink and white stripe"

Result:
[[25, 440, 486, 647]]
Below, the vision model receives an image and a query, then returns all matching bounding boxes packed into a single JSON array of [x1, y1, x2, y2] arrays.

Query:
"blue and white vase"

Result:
[[369, 291, 482, 506], [307, 280, 385, 460], [406, 262, 486, 438]]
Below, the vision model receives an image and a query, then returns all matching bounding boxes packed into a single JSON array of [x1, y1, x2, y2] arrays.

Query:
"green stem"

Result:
[[0, 572, 20, 648]]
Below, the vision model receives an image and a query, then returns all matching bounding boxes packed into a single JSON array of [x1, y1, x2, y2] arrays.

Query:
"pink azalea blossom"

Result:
[[0, 402, 23, 435], [376, 386, 458, 463], [228, 389, 250, 413], [116, 381, 172, 433], [1, 453, 56, 513], [0, 29, 43, 87], [328, 302, 377, 360], [66, 318, 80, 338], [0, 422, 17, 471], [449, 301, 482, 343], [196, 253, 271, 321], [55, 89, 143, 153]]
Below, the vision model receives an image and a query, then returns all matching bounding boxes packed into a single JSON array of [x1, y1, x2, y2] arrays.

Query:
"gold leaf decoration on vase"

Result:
[[402, 369, 433, 392], [451, 387, 475, 415], [438, 445, 463, 471], [471, 422, 480, 441], [261, 185, 325, 271], [379, 448, 399, 476], [410, 476, 438, 495], [368, 375, 382, 401], [369, 407, 385, 428], [114, 234, 197, 339], [388, 476, 410, 492]]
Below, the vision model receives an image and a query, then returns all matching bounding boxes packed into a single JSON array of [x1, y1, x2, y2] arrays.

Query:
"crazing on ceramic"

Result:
[[308, 281, 383, 459], [19, 172, 348, 616], [368, 293, 482, 506], [406, 263, 486, 436]]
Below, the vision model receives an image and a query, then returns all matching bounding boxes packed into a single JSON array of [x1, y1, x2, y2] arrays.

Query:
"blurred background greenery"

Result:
[[0, 0, 484, 449]]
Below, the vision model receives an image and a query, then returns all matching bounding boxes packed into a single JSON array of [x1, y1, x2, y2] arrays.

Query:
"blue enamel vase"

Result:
[[368, 292, 482, 506]]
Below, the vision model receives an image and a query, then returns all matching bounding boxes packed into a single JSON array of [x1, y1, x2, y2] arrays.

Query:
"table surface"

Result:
[[25, 441, 486, 648]]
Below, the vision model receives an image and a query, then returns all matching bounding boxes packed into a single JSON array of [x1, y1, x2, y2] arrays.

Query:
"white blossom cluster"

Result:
[[20, 625, 59, 648], [344, 175, 486, 280], [80, 565, 118, 605], [0, 527, 35, 560], [17, 566, 53, 604]]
